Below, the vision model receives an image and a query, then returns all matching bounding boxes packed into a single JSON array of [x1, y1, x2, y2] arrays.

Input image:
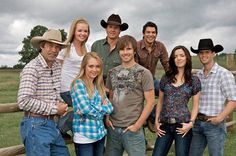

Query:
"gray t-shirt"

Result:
[[106, 63, 154, 127]]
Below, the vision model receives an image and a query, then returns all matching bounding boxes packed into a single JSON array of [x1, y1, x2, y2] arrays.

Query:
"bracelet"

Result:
[[189, 120, 195, 124]]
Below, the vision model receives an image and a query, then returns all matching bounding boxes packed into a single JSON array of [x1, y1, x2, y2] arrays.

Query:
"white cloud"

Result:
[[0, 54, 20, 67], [0, 0, 236, 67]]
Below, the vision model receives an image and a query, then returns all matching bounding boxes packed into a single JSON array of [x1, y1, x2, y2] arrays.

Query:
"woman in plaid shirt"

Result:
[[70, 52, 113, 156]]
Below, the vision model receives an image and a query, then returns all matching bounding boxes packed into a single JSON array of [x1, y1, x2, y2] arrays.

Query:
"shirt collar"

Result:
[[140, 39, 157, 50], [199, 62, 218, 75], [210, 63, 218, 74], [102, 38, 108, 45]]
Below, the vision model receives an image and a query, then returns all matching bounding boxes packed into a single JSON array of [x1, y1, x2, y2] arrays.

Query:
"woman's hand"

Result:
[[106, 116, 114, 129], [176, 122, 193, 137], [102, 98, 109, 105], [76, 110, 82, 115], [155, 122, 166, 137]]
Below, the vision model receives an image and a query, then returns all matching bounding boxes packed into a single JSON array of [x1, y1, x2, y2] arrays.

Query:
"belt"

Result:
[[160, 118, 188, 124], [24, 111, 56, 120], [196, 113, 216, 122]]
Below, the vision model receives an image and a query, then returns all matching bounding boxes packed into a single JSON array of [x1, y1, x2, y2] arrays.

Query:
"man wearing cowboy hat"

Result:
[[189, 38, 236, 156], [91, 14, 128, 83], [18, 29, 70, 155]]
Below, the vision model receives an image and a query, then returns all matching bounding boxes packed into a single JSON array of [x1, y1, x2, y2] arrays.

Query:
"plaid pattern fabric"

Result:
[[71, 79, 113, 140], [197, 63, 236, 116], [18, 54, 62, 115]]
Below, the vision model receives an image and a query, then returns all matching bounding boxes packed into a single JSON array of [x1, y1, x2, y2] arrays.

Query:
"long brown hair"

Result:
[[64, 18, 90, 58], [72, 52, 106, 99], [166, 45, 192, 85]]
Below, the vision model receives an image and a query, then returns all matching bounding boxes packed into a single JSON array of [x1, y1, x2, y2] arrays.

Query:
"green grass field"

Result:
[[0, 66, 236, 156]]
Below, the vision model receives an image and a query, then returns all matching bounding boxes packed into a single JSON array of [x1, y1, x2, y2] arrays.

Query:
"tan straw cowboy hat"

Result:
[[31, 29, 68, 50]]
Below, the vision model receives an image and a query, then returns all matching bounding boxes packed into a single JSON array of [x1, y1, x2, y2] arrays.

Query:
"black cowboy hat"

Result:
[[100, 14, 128, 31], [190, 38, 224, 54]]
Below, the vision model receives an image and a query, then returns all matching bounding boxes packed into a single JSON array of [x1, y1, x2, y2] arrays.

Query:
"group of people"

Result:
[[17, 13, 236, 156]]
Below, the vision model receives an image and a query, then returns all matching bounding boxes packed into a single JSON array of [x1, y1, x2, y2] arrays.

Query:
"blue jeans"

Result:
[[74, 137, 105, 156], [152, 123, 192, 156], [20, 117, 69, 156], [58, 91, 73, 134], [189, 120, 226, 156], [105, 126, 145, 156], [154, 78, 159, 97]]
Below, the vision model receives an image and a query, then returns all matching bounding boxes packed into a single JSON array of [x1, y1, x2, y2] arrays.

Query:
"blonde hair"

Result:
[[72, 52, 106, 99], [64, 18, 90, 58]]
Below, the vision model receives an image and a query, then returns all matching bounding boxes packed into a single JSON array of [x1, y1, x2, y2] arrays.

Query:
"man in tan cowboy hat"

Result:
[[189, 38, 236, 156], [18, 29, 70, 156], [91, 14, 128, 83]]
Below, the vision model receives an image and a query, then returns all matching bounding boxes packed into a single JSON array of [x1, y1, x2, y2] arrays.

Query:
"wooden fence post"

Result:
[[226, 53, 234, 70], [226, 53, 235, 132]]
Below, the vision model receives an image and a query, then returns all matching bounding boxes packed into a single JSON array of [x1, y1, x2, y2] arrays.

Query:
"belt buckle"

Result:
[[169, 118, 176, 124], [198, 116, 204, 121], [197, 113, 207, 122]]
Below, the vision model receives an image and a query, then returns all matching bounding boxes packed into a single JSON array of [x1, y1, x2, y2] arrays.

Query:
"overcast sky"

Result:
[[1, 0, 236, 67]]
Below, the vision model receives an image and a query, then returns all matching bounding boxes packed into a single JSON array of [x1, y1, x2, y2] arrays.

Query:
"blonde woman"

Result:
[[57, 18, 90, 138], [71, 52, 113, 156]]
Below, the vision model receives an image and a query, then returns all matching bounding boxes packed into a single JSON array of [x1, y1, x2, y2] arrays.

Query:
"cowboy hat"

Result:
[[31, 29, 68, 50], [100, 14, 128, 31], [190, 38, 224, 54]]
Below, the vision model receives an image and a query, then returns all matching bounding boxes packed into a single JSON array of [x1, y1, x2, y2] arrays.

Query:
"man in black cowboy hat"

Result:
[[91, 14, 128, 83], [18, 29, 70, 155], [189, 38, 236, 156]]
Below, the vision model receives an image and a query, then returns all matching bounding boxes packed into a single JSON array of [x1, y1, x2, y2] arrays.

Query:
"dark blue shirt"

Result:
[[160, 75, 201, 122]]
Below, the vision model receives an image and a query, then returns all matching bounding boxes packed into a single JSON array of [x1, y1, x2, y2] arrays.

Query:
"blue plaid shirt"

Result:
[[71, 79, 113, 140], [197, 63, 236, 116]]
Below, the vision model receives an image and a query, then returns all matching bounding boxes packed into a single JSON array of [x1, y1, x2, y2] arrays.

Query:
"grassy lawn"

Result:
[[0, 64, 236, 156]]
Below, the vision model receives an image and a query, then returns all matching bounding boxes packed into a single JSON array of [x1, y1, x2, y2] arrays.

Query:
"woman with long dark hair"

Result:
[[152, 45, 201, 156]]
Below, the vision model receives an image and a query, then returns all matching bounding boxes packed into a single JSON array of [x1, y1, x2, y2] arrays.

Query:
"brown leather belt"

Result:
[[197, 113, 216, 122], [160, 118, 188, 124], [24, 111, 56, 120]]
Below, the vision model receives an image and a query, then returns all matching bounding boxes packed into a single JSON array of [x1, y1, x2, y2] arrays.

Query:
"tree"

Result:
[[13, 63, 24, 69], [17, 25, 67, 67]]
